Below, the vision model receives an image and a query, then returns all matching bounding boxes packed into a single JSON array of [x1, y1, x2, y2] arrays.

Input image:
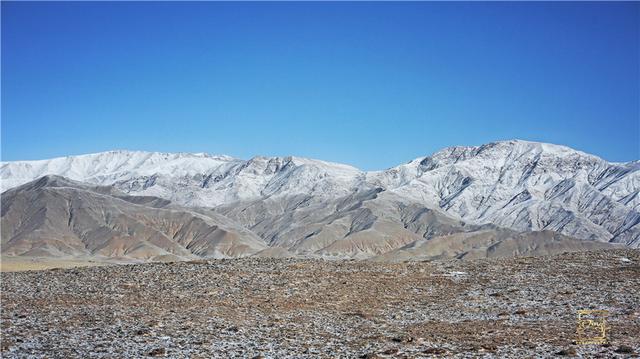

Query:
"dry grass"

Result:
[[0, 256, 106, 272]]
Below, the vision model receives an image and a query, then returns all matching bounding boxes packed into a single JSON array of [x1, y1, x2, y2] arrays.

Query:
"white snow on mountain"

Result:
[[2, 140, 639, 247], [0, 150, 239, 189], [371, 141, 640, 245]]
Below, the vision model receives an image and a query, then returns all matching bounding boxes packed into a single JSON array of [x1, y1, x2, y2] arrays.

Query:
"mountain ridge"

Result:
[[2, 139, 635, 175], [2, 140, 639, 251], [1, 174, 620, 261]]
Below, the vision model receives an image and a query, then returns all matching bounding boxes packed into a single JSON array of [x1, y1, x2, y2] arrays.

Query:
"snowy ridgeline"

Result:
[[2, 140, 639, 247]]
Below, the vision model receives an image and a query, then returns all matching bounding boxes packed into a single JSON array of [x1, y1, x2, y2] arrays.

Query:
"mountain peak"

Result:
[[413, 139, 615, 169]]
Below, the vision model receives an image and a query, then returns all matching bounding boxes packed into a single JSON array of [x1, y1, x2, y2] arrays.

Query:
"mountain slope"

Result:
[[1, 176, 266, 260], [212, 189, 483, 259], [372, 140, 640, 246], [3, 175, 614, 262], [372, 229, 616, 262]]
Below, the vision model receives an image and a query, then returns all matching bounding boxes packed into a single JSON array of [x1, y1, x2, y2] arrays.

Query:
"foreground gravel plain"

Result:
[[1, 249, 639, 358]]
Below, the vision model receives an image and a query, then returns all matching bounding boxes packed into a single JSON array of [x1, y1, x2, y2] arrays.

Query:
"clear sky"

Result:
[[2, 2, 639, 170]]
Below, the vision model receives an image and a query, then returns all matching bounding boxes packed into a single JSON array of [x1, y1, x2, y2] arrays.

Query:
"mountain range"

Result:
[[1, 140, 638, 262]]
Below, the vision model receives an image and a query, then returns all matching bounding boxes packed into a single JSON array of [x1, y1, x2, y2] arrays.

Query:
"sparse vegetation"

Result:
[[1, 249, 638, 357]]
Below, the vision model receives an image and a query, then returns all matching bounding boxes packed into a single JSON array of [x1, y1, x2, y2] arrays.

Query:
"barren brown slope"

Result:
[[214, 189, 488, 259], [373, 229, 619, 262], [1, 176, 266, 261], [216, 189, 618, 260]]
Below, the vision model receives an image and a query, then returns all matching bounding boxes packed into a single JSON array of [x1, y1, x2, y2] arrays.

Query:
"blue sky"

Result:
[[2, 2, 638, 170]]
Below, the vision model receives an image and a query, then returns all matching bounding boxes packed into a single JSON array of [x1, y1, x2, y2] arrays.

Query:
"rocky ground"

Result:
[[1, 249, 639, 358]]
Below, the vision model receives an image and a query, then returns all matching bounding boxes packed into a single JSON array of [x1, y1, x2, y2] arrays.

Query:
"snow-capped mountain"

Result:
[[371, 141, 640, 246], [1, 150, 363, 205], [2, 140, 639, 248]]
